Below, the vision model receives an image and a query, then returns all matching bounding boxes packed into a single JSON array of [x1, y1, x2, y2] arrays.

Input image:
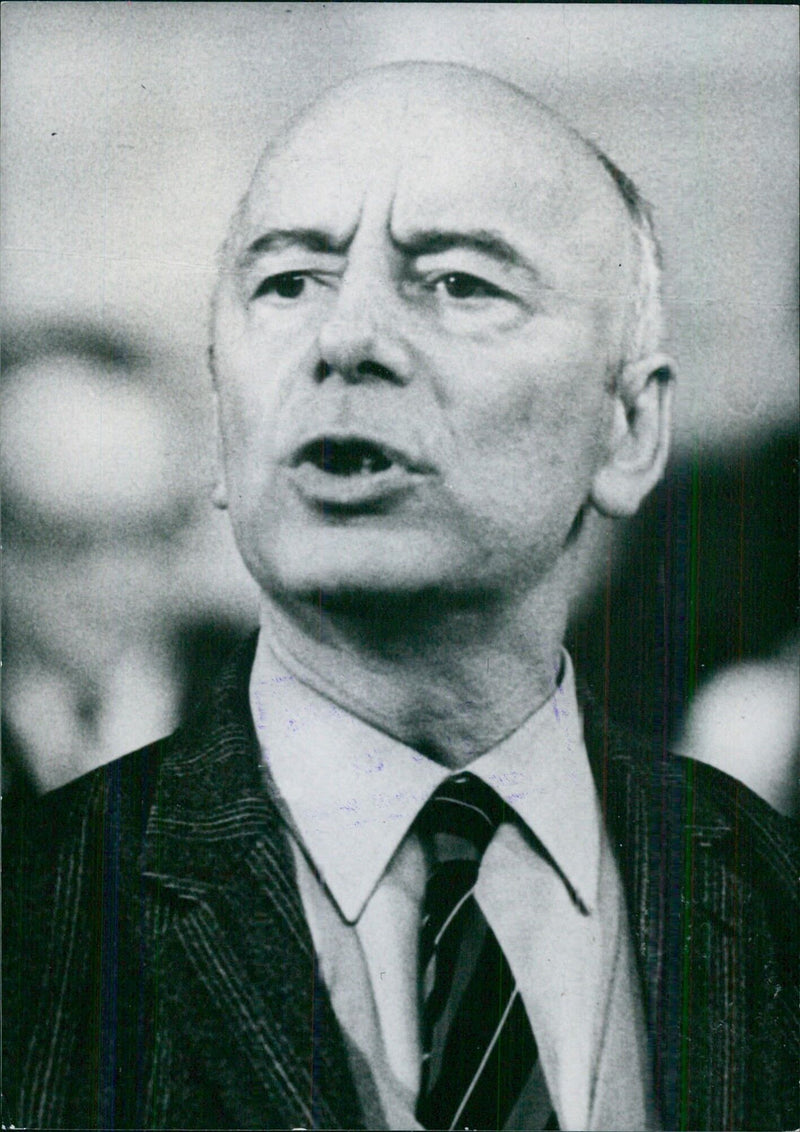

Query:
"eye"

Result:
[[251, 272, 307, 301], [435, 273, 503, 300]]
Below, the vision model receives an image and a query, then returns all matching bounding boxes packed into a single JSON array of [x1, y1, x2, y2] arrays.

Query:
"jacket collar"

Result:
[[142, 633, 272, 889], [580, 692, 750, 1131], [141, 635, 364, 1130]]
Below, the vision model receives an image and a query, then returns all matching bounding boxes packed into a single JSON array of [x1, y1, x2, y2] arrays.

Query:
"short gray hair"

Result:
[[588, 144, 665, 366]]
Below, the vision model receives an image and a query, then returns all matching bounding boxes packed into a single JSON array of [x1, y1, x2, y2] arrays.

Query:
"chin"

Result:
[[252, 524, 482, 607]]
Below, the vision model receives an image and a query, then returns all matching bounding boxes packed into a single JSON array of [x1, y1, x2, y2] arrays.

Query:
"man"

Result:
[[0, 322, 250, 795], [4, 63, 797, 1131]]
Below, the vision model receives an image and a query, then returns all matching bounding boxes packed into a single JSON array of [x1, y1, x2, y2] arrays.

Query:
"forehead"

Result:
[[239, 74, 634, 289]]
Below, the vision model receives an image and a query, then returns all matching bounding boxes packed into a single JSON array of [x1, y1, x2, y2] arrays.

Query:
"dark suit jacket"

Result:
[[4, 639, 798, 1130]]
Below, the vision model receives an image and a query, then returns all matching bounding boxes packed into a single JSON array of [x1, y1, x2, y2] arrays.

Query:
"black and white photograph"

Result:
[[3, 5, 798, 1129]]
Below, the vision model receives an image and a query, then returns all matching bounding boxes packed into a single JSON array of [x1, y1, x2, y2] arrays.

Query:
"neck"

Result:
[[260, 581, 568, 768]]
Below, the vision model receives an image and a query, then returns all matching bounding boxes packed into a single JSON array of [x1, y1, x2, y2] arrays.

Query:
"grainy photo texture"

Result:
[[2, 5, 798, 1130]]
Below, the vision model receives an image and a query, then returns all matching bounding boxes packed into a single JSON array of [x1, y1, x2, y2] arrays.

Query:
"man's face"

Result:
[[212, 69, 636, 603]]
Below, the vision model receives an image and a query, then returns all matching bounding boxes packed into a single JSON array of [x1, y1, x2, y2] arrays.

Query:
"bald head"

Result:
[[220, 62, 662, 369]]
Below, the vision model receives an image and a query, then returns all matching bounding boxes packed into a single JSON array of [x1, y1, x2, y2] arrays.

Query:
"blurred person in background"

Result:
[[678, 631, 798, 818], [1, 322, 252, 795]]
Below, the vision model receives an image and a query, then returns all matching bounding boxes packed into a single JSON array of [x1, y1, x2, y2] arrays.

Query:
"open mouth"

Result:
[[286, 434, 432, 507], [293, 438, 397, 477]]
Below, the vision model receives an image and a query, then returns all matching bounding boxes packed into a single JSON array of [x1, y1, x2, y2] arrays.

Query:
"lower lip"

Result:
[[287, 461, 429, 507]]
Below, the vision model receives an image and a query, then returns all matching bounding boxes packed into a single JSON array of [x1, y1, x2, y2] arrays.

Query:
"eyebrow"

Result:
[[390, 228, 542, 280], [237, 228, 352, 268], [237, 225, 543, 282]]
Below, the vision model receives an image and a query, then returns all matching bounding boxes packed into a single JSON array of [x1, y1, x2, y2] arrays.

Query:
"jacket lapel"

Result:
[[141, 638, 364, 1129], [584, 702, 754, 1131]]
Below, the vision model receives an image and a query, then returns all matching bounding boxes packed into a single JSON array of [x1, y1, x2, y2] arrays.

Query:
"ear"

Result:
[[590, 353, 675, 517], [208, 345, 229, 510]]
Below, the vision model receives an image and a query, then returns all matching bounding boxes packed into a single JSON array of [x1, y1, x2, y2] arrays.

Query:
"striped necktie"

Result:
[[415, 772, 558, 1131]]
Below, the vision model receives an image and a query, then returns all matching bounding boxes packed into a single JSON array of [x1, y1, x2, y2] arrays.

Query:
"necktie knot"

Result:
[[418, 772, 507, 861]]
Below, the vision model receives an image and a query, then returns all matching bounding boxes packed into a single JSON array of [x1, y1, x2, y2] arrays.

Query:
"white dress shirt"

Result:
[[250, 629, 657, 1131]]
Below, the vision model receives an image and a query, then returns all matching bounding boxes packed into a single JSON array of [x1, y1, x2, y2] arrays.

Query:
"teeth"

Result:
[[304, 439, 393, 476]]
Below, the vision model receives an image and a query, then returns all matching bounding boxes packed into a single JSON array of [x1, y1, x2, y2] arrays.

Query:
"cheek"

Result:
[[214, 312, 291, 473], [444, 325, 607, 459], [431, 325, 612, 542], [216, 377, 268, 483]]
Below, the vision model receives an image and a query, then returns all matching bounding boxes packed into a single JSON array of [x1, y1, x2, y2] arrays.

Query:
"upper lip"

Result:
[[286, 432, 435, 475]]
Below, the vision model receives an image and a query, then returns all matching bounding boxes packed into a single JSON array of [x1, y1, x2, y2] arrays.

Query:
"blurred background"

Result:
[[2, 4, 797, 810]]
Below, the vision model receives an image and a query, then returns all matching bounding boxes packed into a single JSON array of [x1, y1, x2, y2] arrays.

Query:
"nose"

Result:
[[316, 266, 412, 386]]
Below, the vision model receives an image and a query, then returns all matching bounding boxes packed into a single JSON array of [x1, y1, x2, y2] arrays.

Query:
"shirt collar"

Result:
[[249, 631, 600, 924]]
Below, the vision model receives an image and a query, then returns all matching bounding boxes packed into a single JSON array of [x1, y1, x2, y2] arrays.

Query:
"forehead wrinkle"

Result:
[[383, 98, 633, 288], [222, 65, 643, 336], [239, 119, 395, 267]]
